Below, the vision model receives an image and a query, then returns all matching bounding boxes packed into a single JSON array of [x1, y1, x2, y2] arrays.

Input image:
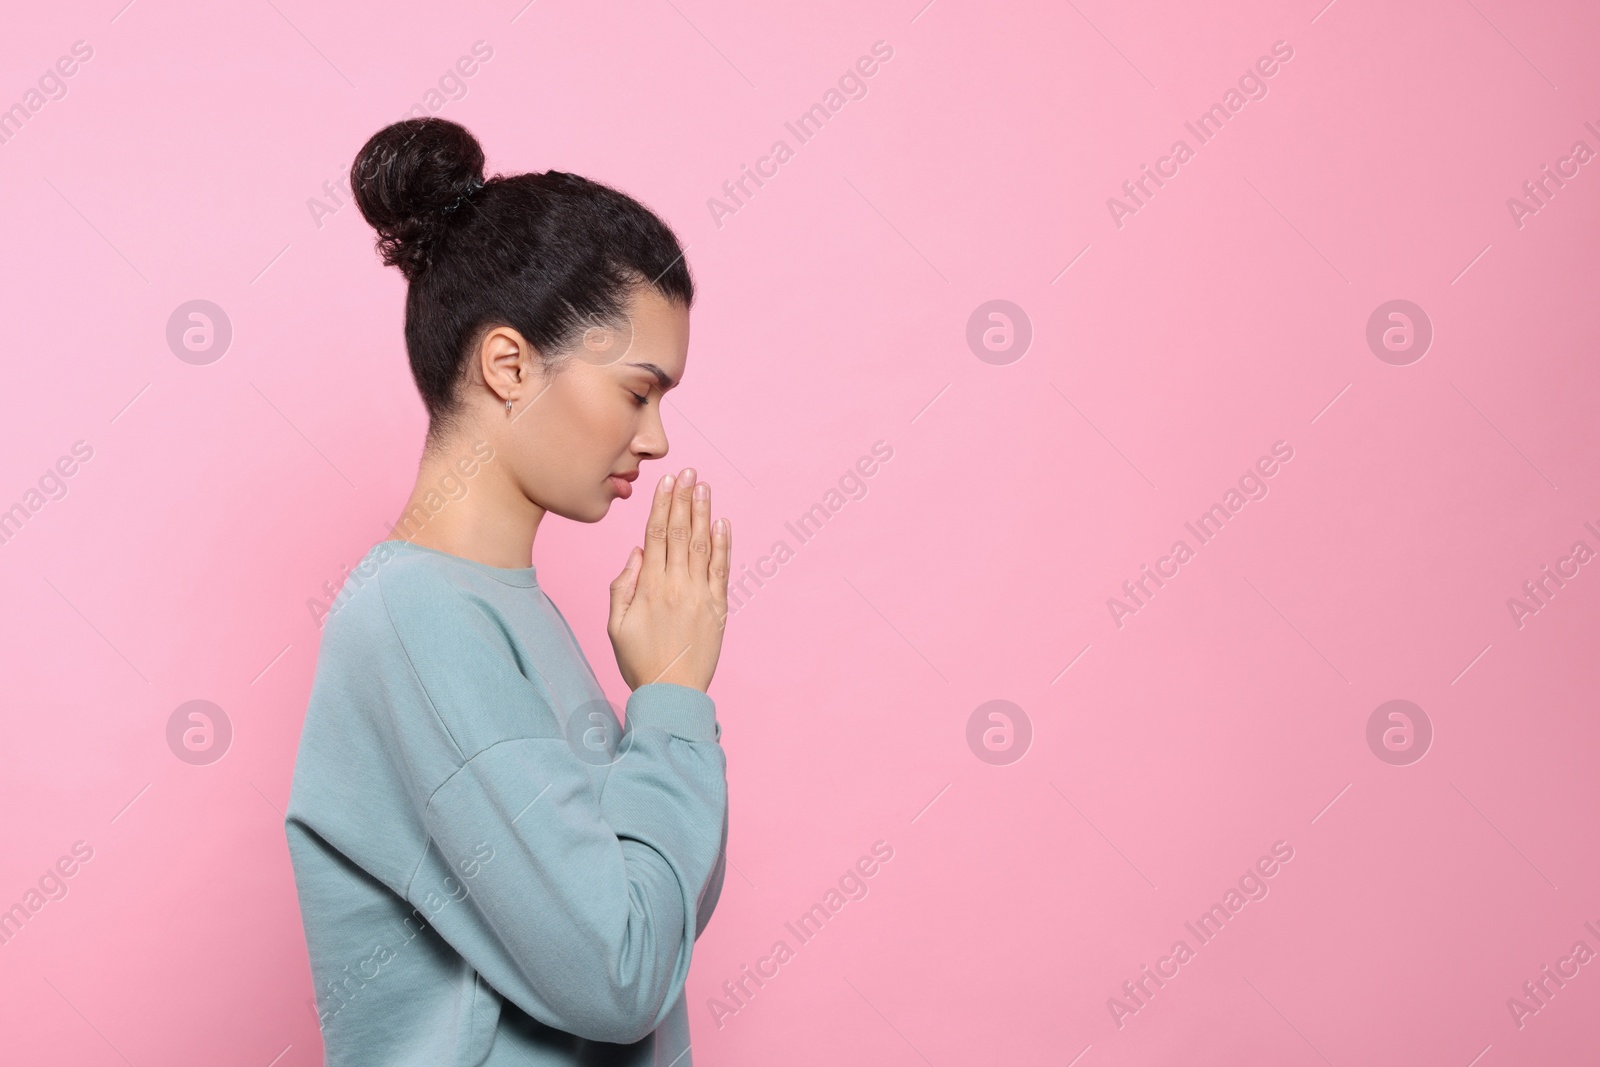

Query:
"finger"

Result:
[[641, 473, 675, 578], [608, 547, 641, 621], [688, 479, 711, 584], [709, 516, 731, 623], [667, 467, 696, 576]]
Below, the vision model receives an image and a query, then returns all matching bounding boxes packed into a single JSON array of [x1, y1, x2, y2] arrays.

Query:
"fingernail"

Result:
[[662, 475, 675, 492], [682, 467, 696, 485], [694, 483, 708, 500]]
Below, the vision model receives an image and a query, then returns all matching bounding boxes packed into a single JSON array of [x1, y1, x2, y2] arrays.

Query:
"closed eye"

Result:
[[629, 390, 650, 406]]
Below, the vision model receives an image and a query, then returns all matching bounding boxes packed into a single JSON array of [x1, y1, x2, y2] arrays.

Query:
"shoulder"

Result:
[[318, 543, 483, 655], [309, 544, 564, 757]]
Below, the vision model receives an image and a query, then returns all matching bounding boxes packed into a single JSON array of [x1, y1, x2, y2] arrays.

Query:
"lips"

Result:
[[608, 472, 636, 498]]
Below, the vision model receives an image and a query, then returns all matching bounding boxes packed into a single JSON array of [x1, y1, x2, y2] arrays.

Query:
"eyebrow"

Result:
[[627, 362, 678, 390]]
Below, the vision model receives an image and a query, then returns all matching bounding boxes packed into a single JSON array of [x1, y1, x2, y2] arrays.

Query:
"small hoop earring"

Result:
[[505, 398, 513, 414]]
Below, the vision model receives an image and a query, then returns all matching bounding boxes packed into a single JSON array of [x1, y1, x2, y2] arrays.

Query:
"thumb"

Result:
[[608, 546, 641, 620]]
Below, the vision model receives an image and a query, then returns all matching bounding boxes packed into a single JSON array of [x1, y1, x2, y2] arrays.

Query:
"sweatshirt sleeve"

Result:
[[695, 805, 729, 940], [376, 568, 729, 1046]]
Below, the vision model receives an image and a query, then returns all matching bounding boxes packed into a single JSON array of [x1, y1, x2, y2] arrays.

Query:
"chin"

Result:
[[546, 497, 611, 524]]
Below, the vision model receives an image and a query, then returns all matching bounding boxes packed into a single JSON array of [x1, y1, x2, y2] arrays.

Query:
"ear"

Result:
[[477, 326, 537, 397]]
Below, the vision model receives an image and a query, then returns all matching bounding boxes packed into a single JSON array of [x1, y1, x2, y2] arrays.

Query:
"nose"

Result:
[[634, 418, 668, 462]]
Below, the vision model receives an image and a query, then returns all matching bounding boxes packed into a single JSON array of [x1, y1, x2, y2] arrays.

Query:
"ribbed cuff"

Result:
[[625, 682, 721, 743]]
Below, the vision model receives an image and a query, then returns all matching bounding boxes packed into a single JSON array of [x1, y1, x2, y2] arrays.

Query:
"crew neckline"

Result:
[[378, 539, 539, 587]]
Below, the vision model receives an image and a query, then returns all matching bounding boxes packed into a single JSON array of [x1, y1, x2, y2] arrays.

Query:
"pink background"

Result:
[[3, 0, 1599, 1064]]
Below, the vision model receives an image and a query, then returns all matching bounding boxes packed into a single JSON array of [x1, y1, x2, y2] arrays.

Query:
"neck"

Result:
[[387, 431, 543, 570]]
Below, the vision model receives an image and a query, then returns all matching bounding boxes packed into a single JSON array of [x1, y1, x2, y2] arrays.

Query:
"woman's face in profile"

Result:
[[510, 284, 690, 523]]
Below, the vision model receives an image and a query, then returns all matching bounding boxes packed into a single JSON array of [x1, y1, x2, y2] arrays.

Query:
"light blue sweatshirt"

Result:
[[285, 539, 729, 1065]]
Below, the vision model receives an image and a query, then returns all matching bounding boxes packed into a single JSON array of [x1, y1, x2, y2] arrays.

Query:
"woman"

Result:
[[285, 116, 733, 1066]]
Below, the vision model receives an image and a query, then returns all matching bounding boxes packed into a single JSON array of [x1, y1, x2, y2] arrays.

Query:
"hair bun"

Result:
[[350, 117, 486, 280]]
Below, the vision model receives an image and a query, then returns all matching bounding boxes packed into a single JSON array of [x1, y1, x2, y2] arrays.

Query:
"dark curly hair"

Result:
[[349, 117, 695, 443]]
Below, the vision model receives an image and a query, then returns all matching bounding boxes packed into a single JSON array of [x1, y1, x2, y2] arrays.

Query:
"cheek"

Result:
[[588, 396, 637, 451], [539, 383, 633, 470]]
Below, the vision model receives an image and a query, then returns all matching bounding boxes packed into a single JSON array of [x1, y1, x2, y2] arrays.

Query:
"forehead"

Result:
[[621, 286, 689, 380]]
